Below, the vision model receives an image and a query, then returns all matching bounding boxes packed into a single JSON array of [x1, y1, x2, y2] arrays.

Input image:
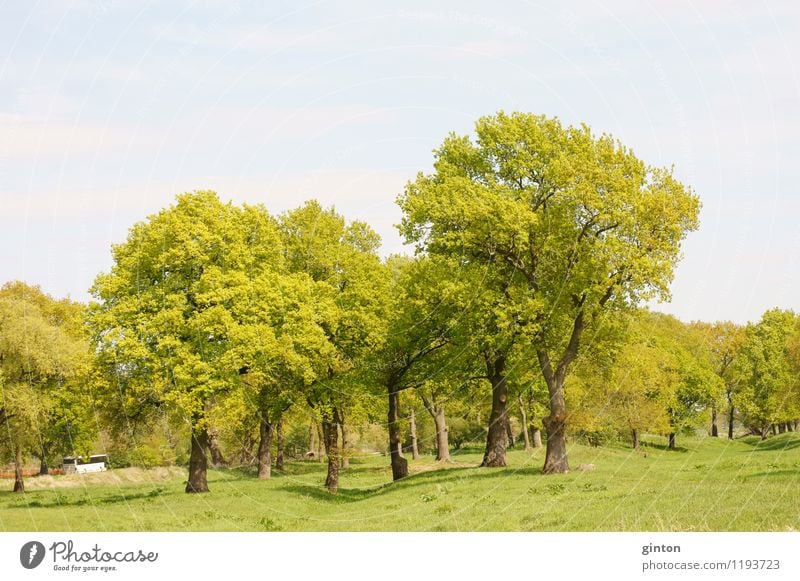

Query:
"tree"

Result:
[[692, 321, 745, 438], [399, 112, 700, 472], [369, 255, 462, 479], [659, 321, 723, 449], [0, 282, 87, 492], [468, 275, 524, 468], [232, 268, 334, 480], [517, 376, 548, 450], [602, 336, 671, 450], [735, 309, 799, 438], [279, 201, 389, 493], [89, 191, 283, 493]]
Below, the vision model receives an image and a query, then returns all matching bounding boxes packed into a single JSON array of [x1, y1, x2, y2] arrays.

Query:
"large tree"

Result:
[[279, 201, 389, 493], [89, 191, 283, 492], [399, 111, 700, 473]]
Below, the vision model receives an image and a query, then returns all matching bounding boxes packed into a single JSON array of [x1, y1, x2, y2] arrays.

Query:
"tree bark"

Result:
[[433, 406, 450, 462], [778, 422, 786, 434], [388, 385, 408, 481], [771, 424, 777, 436], [632, 428, 640, 450], [322, 414, 340, 493], [410, 408, 420, 460], [39, 453, 49, 476], [668, 432, 676, 450], [307, 420, 316, 459], [506, 416, 515, 448], [787, 421, 794, 433], [537, 348, 571, 474], [518, 395, 531, 451], [316, 421, 325, 463], [710, 406, 718, 437], [339, 416, 350, 470], [532, 427, 543, 448], [275, 417, 285, 471], [208, 428, 228, 468], [13, 447, 24, 493], [257, 418, 273, 480], [186, 428, 210, 493], [728, 405, 735, 440], [481, 354, 508, 467]]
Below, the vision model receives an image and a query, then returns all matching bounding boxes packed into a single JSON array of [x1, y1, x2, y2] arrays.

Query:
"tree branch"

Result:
[[537, 349, 555, 389], [556, 309, 585, 382]]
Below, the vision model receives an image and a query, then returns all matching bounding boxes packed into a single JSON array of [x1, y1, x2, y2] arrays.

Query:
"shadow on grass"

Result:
[[740, 434, 800, 452], [742, 469, 800, 479], [224, 461, 332, 479], [2, 487, 179, 509], [279, 463, 563, 504], [640, 441, 689, 453]]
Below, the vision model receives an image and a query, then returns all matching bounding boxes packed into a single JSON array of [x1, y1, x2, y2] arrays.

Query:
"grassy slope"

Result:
[[1, 434, 799, 532]]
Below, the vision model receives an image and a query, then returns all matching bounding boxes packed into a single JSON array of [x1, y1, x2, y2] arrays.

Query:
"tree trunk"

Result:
[[186, 428, 210, 493], [728, 405, 735, 440], [316, 421, 325, 463], [668, 432, 676, 450], [339, 417, 350, 470], [307, 419, 316, 459], [710, 406, 718, 437], [778, 422, 786, 434], [257, 418, 273, 480], [632, 428, 639, 450], [518, 395, 531, 451], [481, 355, 508, 467], [237, 432, 256, 465], [771, 424, 777, 436], [39, 451, 49, 476], [322, 414, 340, 493], [787, 421, 794, 433], [275, 417, 285, 471], [540, 372, 569, 474], [410, 408, 420, 460], [433, 406, 450, 462], [388, 385, 408, 481], [537, 347, 571, 474], [532, 427, 543, 448], [13, 447, 24, 493], [506, 416, 515, 449], [208, 428, 227, 468]]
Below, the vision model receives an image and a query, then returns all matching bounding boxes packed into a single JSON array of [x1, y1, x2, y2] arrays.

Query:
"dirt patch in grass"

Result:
[[19, 467, 185, 490]]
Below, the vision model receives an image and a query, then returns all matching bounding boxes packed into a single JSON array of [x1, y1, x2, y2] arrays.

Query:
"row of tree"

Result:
[[2, 112, 798, 494]]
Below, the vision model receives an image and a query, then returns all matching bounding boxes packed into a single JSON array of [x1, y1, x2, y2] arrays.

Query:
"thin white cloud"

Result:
[[0, 114, 160, 159]]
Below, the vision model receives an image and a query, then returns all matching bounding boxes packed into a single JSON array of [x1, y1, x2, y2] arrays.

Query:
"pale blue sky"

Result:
[[1, 1, 798, 323]]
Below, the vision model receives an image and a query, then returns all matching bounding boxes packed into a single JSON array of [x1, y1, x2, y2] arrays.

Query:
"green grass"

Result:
[[2, 434, 800, 531]]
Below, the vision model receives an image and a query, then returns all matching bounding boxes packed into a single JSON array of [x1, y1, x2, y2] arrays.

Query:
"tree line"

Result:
[[2, 112, 798, 494]]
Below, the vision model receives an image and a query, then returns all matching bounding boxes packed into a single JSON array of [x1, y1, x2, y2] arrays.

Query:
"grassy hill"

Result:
[[2, 434, 799, 532]]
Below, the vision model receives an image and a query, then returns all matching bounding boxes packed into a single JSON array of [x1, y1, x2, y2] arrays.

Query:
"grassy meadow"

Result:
[[2, 434, 799, 532]]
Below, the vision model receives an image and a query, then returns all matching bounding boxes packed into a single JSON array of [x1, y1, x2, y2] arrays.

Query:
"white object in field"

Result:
[[75, 462, 106, 474]]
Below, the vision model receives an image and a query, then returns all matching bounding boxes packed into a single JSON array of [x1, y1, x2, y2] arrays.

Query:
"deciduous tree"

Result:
[[399, 112, 700, 473], [89, 191, 282, 493]]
